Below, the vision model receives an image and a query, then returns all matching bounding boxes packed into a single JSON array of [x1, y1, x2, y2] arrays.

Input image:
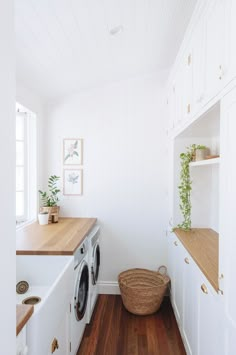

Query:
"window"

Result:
[[16, 103, 37, 225]]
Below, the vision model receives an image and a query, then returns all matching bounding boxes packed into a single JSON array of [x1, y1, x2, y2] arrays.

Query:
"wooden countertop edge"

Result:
[[16, 217, 97, 255], [174, 228, 219, 292], [16, 304, 34, 336]]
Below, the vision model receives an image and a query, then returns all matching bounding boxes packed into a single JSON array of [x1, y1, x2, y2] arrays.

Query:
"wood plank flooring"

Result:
[[77, 295, 186, 355]]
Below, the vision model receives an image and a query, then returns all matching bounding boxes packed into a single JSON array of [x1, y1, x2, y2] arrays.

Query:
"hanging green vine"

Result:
[[175, 144, 206, 231]]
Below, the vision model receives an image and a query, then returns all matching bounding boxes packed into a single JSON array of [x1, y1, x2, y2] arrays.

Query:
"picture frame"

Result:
[[63, 169, 83, 196], [63, 138, 83, 165]]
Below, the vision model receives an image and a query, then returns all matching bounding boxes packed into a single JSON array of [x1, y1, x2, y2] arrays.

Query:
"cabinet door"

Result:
[[182, 254, 199, 355], [192, 15, 206, 113], [224, 0, 236, 83], [182, 49, 193, 120], [169, 235, 184, 326], [204, 0, 226, 101], [220, 86, 236, 354], [167, 233, 175, 299], [47, 311, 70, 355], [198, 276, 224, 355]]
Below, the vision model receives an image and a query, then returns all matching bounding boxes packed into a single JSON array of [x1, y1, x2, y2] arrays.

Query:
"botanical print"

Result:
[[63, 169, 83, 195], [63, 139, 83, 165]]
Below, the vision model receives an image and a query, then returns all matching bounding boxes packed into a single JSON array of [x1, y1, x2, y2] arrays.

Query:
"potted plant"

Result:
[[174, 144, 206, 231], [194, 145, 208, 161], [38, 211, 49, 225], [39, 175, 60, 222]]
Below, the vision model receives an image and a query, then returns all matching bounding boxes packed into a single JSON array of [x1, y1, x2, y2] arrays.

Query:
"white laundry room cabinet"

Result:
[[166, 0, 236, 354]]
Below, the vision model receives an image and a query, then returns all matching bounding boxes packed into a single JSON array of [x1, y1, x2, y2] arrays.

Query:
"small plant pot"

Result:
[[39, 206, 60, 223], [38, 212, 49, 225], [195, 148, 208, 161]]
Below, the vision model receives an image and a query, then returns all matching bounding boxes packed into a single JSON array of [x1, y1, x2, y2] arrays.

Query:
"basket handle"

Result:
[[157, 265, 167, 275]]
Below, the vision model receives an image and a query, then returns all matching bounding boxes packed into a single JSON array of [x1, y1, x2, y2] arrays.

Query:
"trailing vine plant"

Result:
[[175, 144, 206, 231]]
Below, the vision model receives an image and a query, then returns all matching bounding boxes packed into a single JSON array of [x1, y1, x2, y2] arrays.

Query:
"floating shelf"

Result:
[[189, 157, 220, 167]]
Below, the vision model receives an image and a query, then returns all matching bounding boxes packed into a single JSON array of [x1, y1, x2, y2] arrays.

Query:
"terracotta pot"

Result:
[[39, 206, 60, 222]]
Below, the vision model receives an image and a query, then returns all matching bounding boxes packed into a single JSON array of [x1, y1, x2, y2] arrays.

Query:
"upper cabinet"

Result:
[[225, 0, 236, 83], [204, 0, 226, 101], [192, 16, 206, 114], [167, 0, 236, 136], [182, 48, 193, 120]]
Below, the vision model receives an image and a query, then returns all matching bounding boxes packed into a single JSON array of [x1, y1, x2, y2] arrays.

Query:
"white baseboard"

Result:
[[98, 281, 120, 295]]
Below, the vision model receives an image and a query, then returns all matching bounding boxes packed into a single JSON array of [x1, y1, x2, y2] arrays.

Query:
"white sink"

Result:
[[16, 255, 74, 355]]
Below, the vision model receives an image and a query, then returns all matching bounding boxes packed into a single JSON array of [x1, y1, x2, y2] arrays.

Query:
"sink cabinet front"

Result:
[[47, 310, 70, 355]]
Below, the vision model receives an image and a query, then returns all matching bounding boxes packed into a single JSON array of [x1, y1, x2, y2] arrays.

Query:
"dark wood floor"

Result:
[[77, 295, 186, 355]]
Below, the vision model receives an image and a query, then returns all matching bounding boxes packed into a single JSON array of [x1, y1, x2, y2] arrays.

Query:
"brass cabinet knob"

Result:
[[51, 338, 59, 353], [184, 257, 190, 264], [201, 284, 208, 294]]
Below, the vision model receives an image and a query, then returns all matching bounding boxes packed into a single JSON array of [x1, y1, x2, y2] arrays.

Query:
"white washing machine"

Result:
[[70, 238, 89, 355], [87, 225, 100, 324]]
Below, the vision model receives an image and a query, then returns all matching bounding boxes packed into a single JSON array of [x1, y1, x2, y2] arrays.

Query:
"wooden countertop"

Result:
[[16, 217, 97, 255], [16, 304, 33, 336], [174, 228, 219, 292]]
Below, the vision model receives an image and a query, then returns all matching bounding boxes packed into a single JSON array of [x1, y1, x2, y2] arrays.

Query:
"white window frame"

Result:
[[16, 103, 37, 227]]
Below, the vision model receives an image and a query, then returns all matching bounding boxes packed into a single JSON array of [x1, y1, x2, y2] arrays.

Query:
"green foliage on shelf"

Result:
[[174, 144, 206, 231], [39, 175, 60, 207]]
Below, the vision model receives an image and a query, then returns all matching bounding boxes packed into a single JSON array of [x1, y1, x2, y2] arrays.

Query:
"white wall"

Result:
[[45, 75, 168, 289], [0, 1, 15, 352]]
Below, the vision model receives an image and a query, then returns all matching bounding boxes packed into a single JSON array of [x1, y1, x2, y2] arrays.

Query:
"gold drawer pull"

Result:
[[174, 241, 178, 246], [51, 338, 59, 353], [201, 284, 208, 294], [184, 257, 190, 264]]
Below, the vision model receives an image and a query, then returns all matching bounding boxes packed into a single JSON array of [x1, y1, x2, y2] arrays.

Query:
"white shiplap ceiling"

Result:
[[15, 0, 197, 101]]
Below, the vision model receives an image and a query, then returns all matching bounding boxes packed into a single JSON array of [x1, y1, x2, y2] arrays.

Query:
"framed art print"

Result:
[[63, 138, 83, 165], [63, 169, 83, 195]]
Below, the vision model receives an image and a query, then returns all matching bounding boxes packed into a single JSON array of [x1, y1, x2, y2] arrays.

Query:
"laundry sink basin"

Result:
[[16, 255, 74, 355]]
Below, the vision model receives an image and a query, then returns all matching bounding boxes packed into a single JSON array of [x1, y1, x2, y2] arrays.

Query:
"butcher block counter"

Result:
[[174, 228, 219, 291], [16, 304, 33, 335], [16, 217, 97, 255]]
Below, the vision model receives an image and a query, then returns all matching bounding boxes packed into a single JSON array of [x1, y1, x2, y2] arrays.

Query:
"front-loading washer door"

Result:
[[74, 261, 89, 321], [91, 243, 100, 285]]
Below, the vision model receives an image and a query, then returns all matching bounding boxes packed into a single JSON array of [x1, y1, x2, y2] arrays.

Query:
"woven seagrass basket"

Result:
[[118, 266, 170, 315]]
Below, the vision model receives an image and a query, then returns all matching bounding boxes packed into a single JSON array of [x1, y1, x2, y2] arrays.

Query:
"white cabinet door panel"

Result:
[[220, 87, 236, 351], [225, 0, 236, 84], [182, 255, 199, 355], [171, 236, 185, 326], [204, 0, 226, 101], [198, 276, 225, 355]]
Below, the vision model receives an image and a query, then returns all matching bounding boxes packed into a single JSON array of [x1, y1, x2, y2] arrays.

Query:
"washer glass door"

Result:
[[74, 262, 89, 320], [92, 243, 100, 285]]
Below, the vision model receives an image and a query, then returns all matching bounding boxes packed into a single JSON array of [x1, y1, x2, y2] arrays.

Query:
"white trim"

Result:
[[98, 281, 120, 295]]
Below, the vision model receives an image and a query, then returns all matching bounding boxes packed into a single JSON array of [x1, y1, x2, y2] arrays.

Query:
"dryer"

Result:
[[87, 226, 100, 324], [70, 238, 89, 355]]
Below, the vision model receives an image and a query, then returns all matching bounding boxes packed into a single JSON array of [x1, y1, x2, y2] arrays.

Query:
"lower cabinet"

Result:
[[168, 233, 225, 355], [168, 233, 184, 325], [47, 311, 70, 355], [198, 276, 224, 355], [182, 254, 198, 355]]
